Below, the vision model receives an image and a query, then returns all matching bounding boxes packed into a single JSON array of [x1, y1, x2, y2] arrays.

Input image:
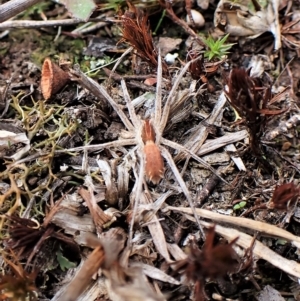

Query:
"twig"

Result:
[[162, 1, 205, 47], [163, 205, 300, 248], [0, 19, 107, 30], [195, 167, 222, 206], [0, 0, 42, 23]]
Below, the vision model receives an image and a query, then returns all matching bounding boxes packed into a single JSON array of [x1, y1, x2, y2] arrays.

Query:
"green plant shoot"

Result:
[[203, 34, 235, 61]]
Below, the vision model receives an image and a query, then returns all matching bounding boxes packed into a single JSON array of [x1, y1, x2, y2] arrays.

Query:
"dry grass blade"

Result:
[[104, 263, 166, 301], [96, 159, 118, 206], [138, 191, 171, 262], [170, 215, 300, 280], [174, 91, 227, 162], [56, 230, 126, 301], [133, 262, 180, 285]]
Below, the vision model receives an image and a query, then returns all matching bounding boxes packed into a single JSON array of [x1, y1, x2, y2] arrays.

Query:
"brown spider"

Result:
[[67, 53, 226, 239]]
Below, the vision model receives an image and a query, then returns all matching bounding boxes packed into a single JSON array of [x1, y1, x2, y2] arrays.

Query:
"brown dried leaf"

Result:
[[268, 183, 300, 210]]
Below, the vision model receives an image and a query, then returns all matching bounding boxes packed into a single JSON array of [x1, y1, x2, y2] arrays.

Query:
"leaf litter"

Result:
[[0, 0, 300, 300]]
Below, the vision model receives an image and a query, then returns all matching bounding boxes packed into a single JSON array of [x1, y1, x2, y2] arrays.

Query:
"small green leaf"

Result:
[[233, 201, 247, 210], [60, 0, 96, 21], [56, 249, 77, 271], [276, 239, 287, 245]]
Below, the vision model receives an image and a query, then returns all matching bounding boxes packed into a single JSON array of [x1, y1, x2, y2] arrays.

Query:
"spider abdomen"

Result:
[[143, 141, 164, 184]]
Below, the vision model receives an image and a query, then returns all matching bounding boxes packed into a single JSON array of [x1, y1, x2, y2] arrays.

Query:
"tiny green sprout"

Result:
[[233, 201, 247, 211], [276, 239, 287, 246], [203, 34, 235, 61], [56, 248, 76, 271]]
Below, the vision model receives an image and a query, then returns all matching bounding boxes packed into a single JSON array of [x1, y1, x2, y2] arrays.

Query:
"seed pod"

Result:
[[41, 58, 69, 100]]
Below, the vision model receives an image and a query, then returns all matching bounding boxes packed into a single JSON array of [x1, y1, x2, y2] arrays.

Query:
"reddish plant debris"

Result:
[[119, 1, 168, 74], [173, 226, 239, 301], [268, 183, 300, 210], [6, 215, 79, 268], [225, 68, 287, 171], [0, 252, 38, 301]]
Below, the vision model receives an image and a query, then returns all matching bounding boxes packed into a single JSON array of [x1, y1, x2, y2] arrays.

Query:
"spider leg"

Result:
[[154, 49, 162, 127], [128, 147, 145, 246], [158, 61, 192, 136], [121, 79, 141, 129], [69, 66, 135, 133], [161, 137, 228, 185], [160, 146, 205, 238], [56, 139, 137, 154]]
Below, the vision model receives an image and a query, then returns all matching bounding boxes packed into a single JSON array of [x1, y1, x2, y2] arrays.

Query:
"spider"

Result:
[[67, 53, 226, 239]]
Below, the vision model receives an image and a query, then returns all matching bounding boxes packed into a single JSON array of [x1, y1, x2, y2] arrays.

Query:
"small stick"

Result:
[[0, 0, 42, 23], [163, 205, 300, 248], [0, 19, 106, 30], [195, 169, 221, 206]]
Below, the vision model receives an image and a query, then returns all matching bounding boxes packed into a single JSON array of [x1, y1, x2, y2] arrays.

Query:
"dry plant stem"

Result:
[[140, 190, 171, 262], [200, 220, 300, 279], [195, 167, 224, 206], [71, 21, 108, 35], [121, 80, 140, 129], [0, 19, 106, 30], [224, 143, 246, 171], [164, 206, 300, 248], [78, 187, 111, 234], [108, 47, 133, 83], [163, 1, 205, 47], [58, 247, 105, 301], [0, 0, 42, 23], [104, 68, 158, 82]]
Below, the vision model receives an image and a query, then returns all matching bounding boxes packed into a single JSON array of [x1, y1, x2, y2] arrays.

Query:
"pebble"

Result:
[[186, 9, 205, 28]]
